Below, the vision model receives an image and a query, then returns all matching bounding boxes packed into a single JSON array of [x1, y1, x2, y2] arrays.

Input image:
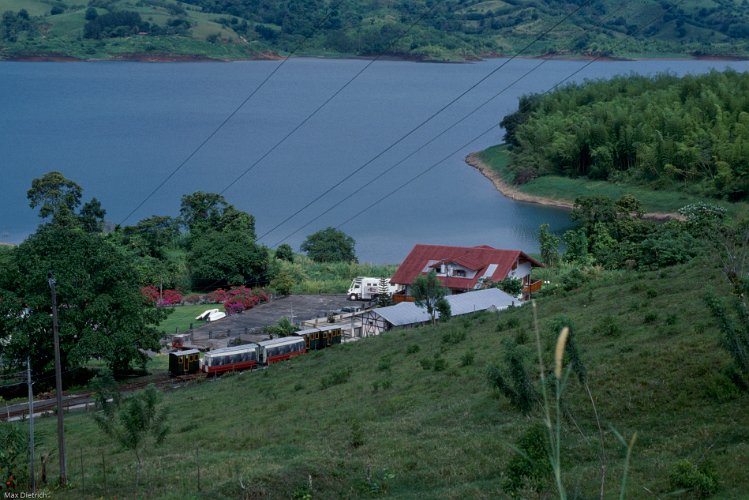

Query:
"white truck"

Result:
[[347, 277, 399, 301]]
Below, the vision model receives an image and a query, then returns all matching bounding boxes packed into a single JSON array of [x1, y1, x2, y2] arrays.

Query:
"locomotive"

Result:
[[168, 325, 343, 376]]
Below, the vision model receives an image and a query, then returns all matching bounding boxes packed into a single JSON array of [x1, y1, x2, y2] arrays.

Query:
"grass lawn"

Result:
[[23, 257, 749, 498], [157, 303, 222, 335], [477, 144, 749, 218]]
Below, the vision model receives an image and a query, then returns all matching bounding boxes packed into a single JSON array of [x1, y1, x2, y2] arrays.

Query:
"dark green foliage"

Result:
[[419, 358, 432, 370], [1, 9, 36, 42], [486, 341, 536, 414], [411, 271, 447, 324], [319, 367, 352, 390], [432, 354, 447, 372], [460, 350, 475, 367], [377, 356, 391, 372], [376, 277, 392, 308], [187, 230, 270, 289], [266, 316, 297, 337], [507, 71, 749, 202], [497, 276, 523, 296], [84, 10, 147, 39], [502, 424, 551, 494], [0, 224, 167, 374], [441, 328, 466, 345], [669, 459, 719, 498], [350, 419, 364, 449], [27, 171, 82, 226], [180, 192, 255, 240], [269, 269, 295, 296], [643, 312, 658, 324], [592, 315, 621, 337], [405, 344, 420, 355], [300, 227, 356, 263], [435, 297, 451, 321], [538, 223, 560, 267], [274, 243, 294, 262], [561, 268, 589, 291], [549, 316, 587, 384], [0, 423, 28, 488], [705, 293, 749, 385], [93, 384, 169, 479]]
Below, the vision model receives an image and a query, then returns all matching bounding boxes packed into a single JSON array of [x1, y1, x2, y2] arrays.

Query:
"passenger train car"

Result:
[[202, 344, 259, 375], [168, 325, 343, 376]]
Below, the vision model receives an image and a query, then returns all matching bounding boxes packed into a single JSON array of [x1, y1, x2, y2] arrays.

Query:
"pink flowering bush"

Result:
[[220, 286, 269, 315], [207, 289, 228, 304], [159, 289, 183, 307], [140, 286, 160, 304]]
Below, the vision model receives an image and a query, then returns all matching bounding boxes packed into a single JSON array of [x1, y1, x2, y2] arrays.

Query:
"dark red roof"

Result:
[[391, 244, 543, 290]]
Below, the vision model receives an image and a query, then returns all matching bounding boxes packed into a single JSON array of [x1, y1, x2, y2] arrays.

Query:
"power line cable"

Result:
[[269, 2, 636, 246], [217, 1, 446, 197], [117, 0, 346, 226], [330, 0, 686, 230], [255, 0, 594, 243]]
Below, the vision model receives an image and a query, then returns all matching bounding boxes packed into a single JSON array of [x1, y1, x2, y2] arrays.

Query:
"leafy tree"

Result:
[[275, 243, 294, 262], [300, 227, 357, 263], [187, 230, 270, 290], [120, 215, 180, 258], [78, 197, 107, 233], [179, 192, 255, 240], [93, 384, 169, 488], [0, 423, 28, 490], [269, 268, 295, 296], [266, 316, 298, 337], [538, 223, 560, 266], [496, 276, 523, 296], [27, 171, 82, 226], [411, 271, 446, 325], [0, 224, 168, 374], [376, 277, 393, 307], [435, 296, 451, 321], [563, 229, 589, 264]]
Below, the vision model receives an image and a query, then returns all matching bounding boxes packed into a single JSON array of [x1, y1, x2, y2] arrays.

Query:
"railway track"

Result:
[[2, 372, 204, 422]]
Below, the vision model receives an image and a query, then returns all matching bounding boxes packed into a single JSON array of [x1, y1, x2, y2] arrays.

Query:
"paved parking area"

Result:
[[184, 294, 356, 349]]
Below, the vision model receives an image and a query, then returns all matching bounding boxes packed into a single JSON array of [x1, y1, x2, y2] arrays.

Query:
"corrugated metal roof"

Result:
[[370, 288, 518, 327], [390, 244, 543, 289]]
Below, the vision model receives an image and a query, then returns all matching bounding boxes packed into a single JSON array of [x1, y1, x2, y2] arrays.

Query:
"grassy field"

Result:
[[477, 145, 749, 218], [20, 257, 749, 498], [157, 303, 222, 335]]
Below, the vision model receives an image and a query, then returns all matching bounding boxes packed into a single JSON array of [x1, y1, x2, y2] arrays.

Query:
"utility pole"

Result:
[[48, 272, 67, 486], [27, 357, 35, 493]]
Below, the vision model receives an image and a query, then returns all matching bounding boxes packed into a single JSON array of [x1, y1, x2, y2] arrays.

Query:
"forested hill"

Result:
[[3, 0, 749, 61], [500, 70, 749, 202]]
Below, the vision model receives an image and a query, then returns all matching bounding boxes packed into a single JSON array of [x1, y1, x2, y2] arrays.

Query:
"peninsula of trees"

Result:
[[500, 69, 749, 203], [3, 0, 749, 61]]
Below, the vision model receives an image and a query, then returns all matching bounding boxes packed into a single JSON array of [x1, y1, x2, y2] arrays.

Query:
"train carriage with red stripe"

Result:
[[202, 344, 260, 375], [258, 337, 306, 365]]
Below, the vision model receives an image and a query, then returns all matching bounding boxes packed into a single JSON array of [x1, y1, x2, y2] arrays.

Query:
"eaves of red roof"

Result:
[[391, 244, 543, 289]]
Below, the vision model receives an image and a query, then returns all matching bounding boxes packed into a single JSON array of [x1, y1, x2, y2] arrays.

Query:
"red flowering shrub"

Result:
[[140, 286, 159, 304], [207, 289, 228, 304], [160, 289, 183, 306]]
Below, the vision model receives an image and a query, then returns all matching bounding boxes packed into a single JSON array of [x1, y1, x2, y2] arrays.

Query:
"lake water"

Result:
[[2, 57, 748, 263]]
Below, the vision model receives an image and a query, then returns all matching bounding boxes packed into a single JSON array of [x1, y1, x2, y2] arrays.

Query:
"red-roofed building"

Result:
[[390, 244, 543, 299]]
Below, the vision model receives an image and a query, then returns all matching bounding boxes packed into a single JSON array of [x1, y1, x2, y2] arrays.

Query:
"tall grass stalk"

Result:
[[532, 301, 567, 498]]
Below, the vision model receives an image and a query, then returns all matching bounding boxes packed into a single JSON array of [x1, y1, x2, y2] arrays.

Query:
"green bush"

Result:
[[441, 329, 467, 345], [669, 459, 719, 498], [592, 315, 621, 337], [320, 367, 352, 390], [405, 344, 420, 355], [460, 350, 475, 367], [503, 424, 551, 494]]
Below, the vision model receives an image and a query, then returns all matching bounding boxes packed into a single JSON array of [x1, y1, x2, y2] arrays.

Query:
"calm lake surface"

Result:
[[2, 58, 748, 263]]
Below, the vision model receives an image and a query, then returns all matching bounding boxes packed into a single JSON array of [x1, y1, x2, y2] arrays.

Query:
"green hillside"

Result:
[[24, 257, 749, 498], [2, 0, 749, 61]]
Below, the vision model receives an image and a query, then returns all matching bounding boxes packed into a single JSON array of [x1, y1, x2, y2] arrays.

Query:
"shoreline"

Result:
[[464, 153, 685, 222], [2, 50, 749, 64]]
